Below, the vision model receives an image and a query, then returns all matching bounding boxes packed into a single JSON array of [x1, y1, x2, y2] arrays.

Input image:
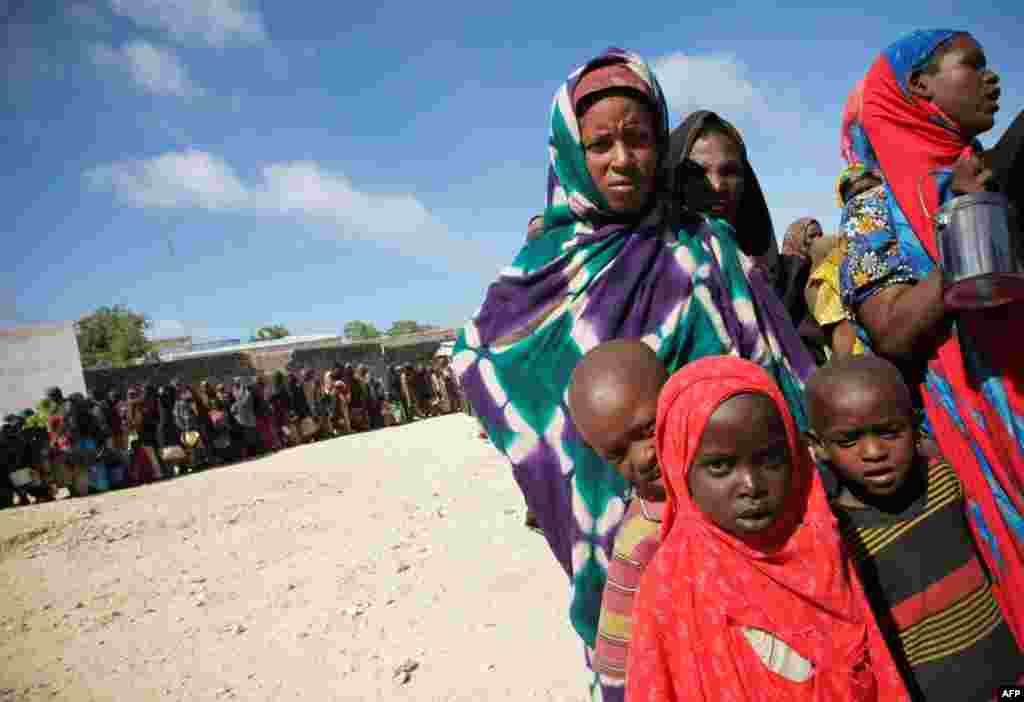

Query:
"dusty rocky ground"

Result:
[[0, 414, 583, 701]]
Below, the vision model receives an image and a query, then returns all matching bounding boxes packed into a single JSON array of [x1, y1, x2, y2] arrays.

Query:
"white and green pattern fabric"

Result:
[[451, 48, 813, 665]]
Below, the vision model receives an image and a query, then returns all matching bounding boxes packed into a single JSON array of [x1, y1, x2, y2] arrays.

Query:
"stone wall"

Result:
[[84, 352, 260, 394], [84, 339, 449, 394]]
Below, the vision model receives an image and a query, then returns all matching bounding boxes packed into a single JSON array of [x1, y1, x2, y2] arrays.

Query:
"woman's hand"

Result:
[[951, 152, 997, 195]]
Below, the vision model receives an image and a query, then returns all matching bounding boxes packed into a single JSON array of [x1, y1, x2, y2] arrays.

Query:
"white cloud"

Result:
[[84, 150, 445, 252], [107, 0, 267, 46], [259, 162, 436, 239], [91, 40, 202, 97], [652, 52, 767, 119], [85, 149, 247, 208]]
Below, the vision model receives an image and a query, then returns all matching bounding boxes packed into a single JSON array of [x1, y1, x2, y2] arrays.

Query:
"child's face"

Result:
[[574, 377, 662, 497], [687, 393, 792, 536], [811, 380, 916, 500], [918, 35, 1000, 139]]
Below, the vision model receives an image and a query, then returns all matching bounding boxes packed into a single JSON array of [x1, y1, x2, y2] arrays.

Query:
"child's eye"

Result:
[[704, 462, 732, 477], [584, 139, 611, 154]]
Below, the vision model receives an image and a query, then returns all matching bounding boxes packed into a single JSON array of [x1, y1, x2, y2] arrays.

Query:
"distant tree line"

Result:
[[343, 320, 441, 340], [75, 306, 443, 369]]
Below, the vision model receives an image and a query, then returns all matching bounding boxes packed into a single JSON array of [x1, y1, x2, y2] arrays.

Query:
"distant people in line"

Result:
[[2, 358, 466, 507]]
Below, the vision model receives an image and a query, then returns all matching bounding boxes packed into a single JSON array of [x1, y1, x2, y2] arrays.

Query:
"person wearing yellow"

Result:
[[805, 234, 865, 358], [804, 164, 884, 359]]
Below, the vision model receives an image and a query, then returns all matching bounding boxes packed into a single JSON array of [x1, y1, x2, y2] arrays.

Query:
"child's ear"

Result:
[[907, 70, 933, 100]]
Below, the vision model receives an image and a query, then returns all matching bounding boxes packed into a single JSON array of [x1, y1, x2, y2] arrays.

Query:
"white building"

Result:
[[1, 322, 87, 415]]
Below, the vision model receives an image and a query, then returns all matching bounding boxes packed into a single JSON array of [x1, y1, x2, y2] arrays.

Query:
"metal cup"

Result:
[[935, 192, 1024, 309]]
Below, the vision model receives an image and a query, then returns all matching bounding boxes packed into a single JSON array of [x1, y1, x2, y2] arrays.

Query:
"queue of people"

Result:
[[453, 32, 1024, 702], [1, 358, 464, 507]]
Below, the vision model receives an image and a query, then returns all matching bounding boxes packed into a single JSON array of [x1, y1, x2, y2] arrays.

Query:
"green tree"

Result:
[[386, 320, 430, 336], [251, 324, 290, 342], [76, 305, 153, 368], [344, 320, 381, 340]]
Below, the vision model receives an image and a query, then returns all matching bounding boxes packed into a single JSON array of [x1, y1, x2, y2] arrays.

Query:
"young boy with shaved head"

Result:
[[568, 339, 668, 699], [805, 355, 1023, 701]]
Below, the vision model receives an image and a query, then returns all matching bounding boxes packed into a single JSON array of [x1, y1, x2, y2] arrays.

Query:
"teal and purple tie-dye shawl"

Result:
[[451, 48, 813, 652]]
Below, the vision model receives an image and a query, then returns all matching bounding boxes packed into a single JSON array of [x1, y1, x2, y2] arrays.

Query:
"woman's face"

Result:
[[579, 94, 659, 214], [914, 35, 1000, 139], [685, 131, 746, 225], [802, 220, 823, 256]]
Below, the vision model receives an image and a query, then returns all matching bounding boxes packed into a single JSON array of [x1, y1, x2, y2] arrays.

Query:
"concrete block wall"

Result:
[[84, 339, 448, 395]]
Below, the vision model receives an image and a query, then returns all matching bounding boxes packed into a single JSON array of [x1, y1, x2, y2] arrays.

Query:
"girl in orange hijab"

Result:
[[626, 356, 909, 701]]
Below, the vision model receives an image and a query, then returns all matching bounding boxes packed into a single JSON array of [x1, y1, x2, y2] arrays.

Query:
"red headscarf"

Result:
[[861, 32, 1024, 642], [861, 41, 973, 263], [840, 79, 867, 166], [626, 356, 909, 702]]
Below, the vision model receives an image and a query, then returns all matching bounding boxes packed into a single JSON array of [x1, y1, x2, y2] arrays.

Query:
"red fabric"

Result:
[[861, 58, 971, 263], [48, 415, 70, 456], [861, 44, 1024, 643], [209, 410, 226, 428], [128, 445, 161, 484], [572, 62, 652, 113], [626, 356, 909, 702], [255, 415, 279, 451], [840, 79, 866, 166], [271, 394, 290, 428], [334, 381, 351, 404]]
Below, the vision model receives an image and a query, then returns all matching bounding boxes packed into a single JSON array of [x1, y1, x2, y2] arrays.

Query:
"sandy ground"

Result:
[[0, 414, 584, 701]]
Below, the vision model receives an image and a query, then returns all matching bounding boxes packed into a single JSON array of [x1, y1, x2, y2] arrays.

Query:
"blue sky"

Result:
[[5, 1, 1023, 343]]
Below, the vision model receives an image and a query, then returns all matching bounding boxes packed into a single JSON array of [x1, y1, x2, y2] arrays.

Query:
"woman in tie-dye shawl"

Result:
[[450, 48, 813, 700]]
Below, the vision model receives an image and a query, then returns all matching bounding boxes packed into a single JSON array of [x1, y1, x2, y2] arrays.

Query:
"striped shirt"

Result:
[[593, 496, 663, 696], [836, 459, 1023, 701]]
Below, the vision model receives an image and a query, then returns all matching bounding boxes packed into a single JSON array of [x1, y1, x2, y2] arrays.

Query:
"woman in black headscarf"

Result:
[[289, 371, 311, 421], [149, 384, 178, 477], [668, 111, 780, 281], [157, 386, 179, 453], [138, 384, 164, 481]]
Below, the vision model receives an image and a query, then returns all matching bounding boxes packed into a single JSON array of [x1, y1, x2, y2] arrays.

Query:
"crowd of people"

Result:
[[1, 357, 464, 507], [454, 31, 1023, 702], [5, 26, 1024, 702]]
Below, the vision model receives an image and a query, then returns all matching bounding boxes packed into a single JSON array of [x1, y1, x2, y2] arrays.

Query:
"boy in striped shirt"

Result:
[[806, 355, 1023, 701], [568, 340, 668, 702]]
